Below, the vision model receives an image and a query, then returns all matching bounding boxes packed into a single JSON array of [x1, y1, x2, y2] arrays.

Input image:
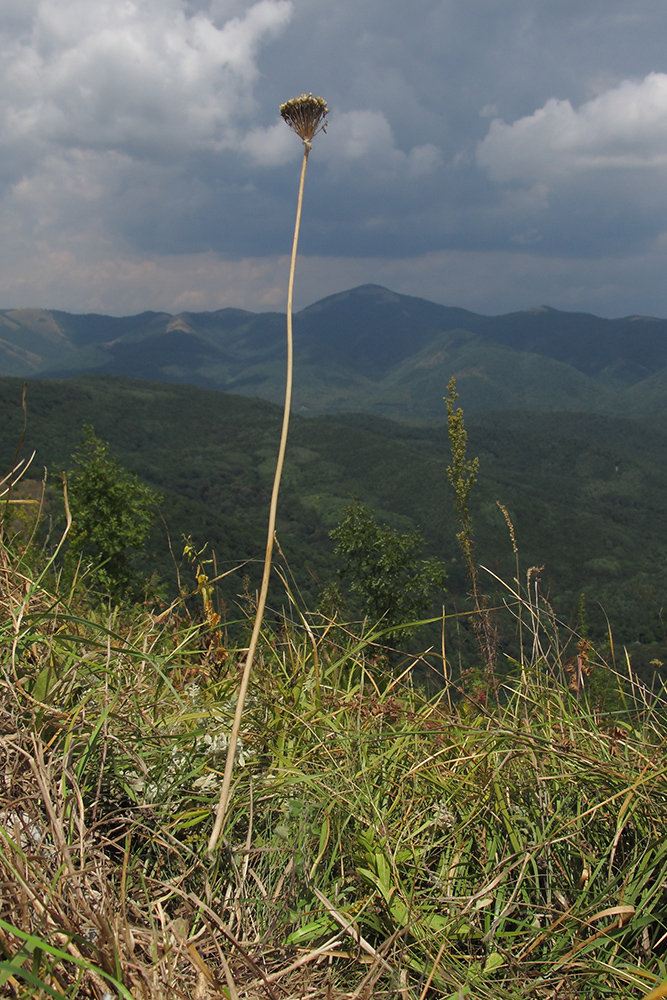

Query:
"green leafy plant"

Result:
[[65, 423, 160, 597], [330, 500, 447, 645]]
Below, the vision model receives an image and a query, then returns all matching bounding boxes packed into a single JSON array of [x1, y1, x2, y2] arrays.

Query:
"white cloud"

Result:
[[406, 143, 441, 178], [237, 121, 299, 166], [0, 0, 293, 160], [0, 219, 293, 314], [321, 109, 442, 178], [328, 110, 392, 161], [477, 71, 667, 182]]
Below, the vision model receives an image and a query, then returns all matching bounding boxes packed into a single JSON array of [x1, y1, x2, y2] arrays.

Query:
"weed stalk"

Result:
[[208, 95, 328, 854], [444, 377, 498, 687]]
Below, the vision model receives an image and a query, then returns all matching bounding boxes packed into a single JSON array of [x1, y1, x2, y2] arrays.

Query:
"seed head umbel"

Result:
[[280, 93, 329, 146]]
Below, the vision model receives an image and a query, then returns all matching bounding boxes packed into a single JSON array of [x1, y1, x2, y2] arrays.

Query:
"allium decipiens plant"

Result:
[[208, 94, 328, 854]]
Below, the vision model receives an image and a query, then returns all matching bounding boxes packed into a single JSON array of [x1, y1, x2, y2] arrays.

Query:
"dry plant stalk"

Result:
[[208, 94, 329, 854]]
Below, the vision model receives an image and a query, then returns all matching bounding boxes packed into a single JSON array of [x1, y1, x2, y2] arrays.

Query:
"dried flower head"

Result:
[[280, 93, 329, 146]]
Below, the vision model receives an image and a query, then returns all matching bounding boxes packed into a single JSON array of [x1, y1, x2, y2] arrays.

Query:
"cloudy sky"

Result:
[[3, 0, 667, 317]]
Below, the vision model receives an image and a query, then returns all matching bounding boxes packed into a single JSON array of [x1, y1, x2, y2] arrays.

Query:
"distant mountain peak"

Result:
[[347, 284, 401, 299], [3, 286, 667, 420], [298, 283, 400, 315]]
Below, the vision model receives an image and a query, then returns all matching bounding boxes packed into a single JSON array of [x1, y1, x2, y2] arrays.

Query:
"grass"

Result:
[[2, 515, 667, 1000]]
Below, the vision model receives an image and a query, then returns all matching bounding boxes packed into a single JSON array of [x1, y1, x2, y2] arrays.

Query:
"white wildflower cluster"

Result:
[[192, 772, 218, 793], [196, 731, 252, 767], [192, 733, 252, 795], [143, 778, 166, 804], [124, 744, 188, 804], [198, 733, 229, 756], [122, 730, 252, 805], [208, 698, 244, 720], [433, 801, 457, 830]]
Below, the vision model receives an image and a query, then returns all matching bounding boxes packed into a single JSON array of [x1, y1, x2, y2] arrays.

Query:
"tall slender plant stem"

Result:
[[207, 144, 311, 855]]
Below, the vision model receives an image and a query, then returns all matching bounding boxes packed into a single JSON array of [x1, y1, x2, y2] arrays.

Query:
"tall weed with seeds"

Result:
[[208, 94, 329, 853]]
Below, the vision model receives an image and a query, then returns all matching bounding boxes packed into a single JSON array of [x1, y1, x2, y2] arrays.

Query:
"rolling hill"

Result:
[[3, 285, 667, 421]]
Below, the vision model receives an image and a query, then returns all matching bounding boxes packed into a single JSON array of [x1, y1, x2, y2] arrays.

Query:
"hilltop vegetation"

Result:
[[2, 374, 667, 675], [2, 461, 667, 999]]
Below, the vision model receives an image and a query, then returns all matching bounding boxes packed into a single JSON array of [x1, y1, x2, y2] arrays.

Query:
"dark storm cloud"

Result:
[[2, 0, 667, 315]]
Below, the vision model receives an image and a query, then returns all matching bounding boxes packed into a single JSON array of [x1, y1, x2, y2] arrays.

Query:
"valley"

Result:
[[2, 373, 667, 673]]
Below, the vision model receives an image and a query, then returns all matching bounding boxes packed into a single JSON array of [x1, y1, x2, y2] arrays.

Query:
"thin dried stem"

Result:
[[208, 97, 326, 853]]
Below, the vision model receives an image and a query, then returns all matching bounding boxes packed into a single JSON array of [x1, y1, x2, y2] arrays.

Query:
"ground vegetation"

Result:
[[1, 490, 666, 998]]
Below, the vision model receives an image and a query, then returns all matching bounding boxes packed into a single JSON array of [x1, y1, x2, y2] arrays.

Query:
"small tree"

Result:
[[330, 502, 447, 643], [66, 424, 160, 597]]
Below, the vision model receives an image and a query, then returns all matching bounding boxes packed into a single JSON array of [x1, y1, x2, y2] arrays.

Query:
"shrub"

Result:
[[330, 500, 447, 644], [65, 423, 160, 597]]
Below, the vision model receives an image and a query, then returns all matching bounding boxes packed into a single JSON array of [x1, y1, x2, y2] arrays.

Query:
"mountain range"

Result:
[[3, 285, 667, 421]]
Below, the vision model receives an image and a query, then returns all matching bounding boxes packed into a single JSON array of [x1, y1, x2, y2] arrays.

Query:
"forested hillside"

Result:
[[3, 374, 667, 673]]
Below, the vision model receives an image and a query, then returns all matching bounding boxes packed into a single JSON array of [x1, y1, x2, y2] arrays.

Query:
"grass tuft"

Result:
[[2, 527, 667, 998]]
